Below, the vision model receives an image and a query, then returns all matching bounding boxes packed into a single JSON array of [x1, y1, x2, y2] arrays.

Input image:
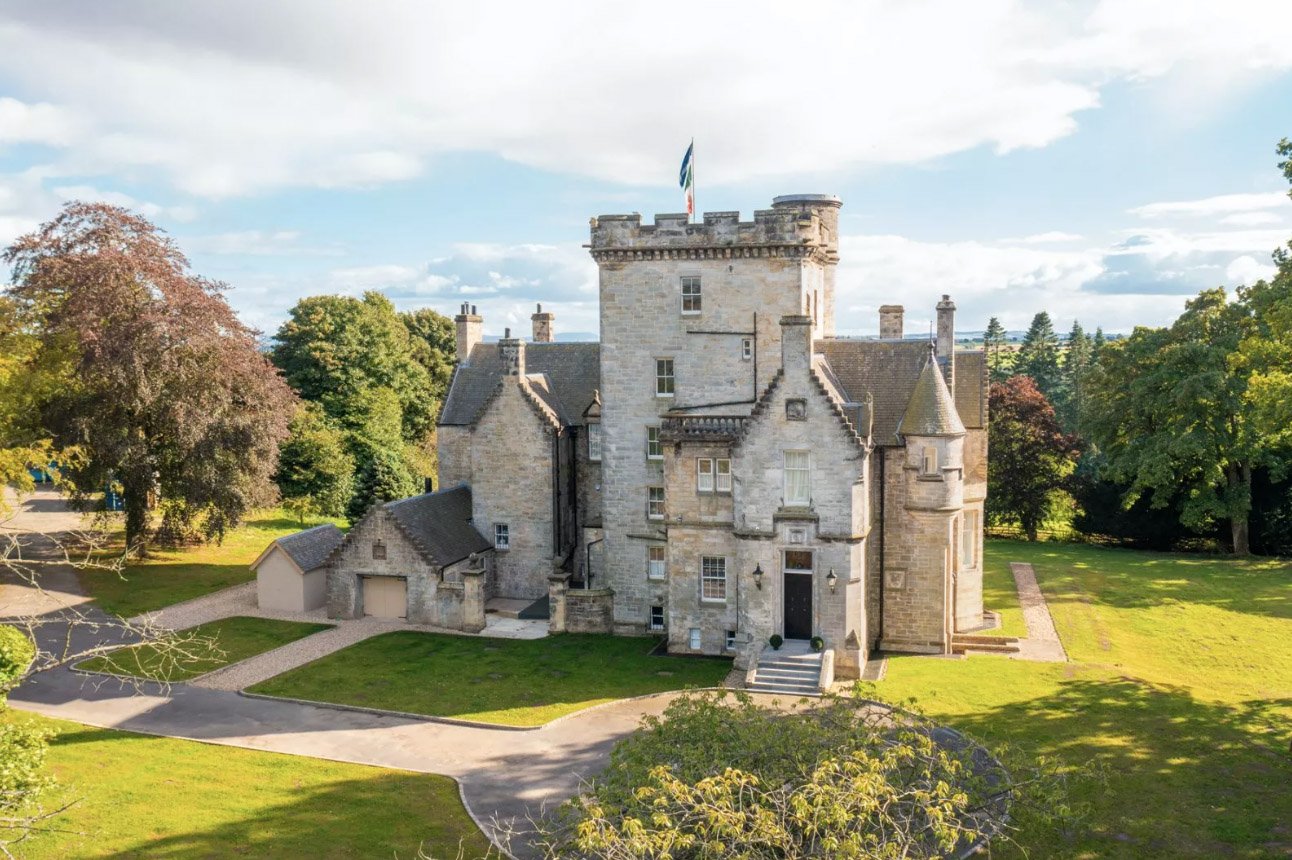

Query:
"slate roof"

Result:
[[271, 524, 345, 573], [815, 339, 984, 445], [383, 484, 493, 567], [898, 352, 967, 437], [439, 342, 600, 427]]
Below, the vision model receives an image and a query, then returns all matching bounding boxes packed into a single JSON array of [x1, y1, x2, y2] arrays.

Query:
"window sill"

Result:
[[680, 311, 701, 317], [494, 547, 510, 553], [655, 393, 675, 399], [699, 597, 728, 605], [647, 516, 665, 522], [647, 456, 663, 462]]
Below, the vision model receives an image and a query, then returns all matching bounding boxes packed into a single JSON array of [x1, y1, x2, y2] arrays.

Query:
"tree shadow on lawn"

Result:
[[937, 672, 1292, 858], [991, 540, 1292, 620], [37, 731, 491, 860]]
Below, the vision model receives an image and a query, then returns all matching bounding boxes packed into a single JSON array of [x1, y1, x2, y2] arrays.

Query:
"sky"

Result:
[[1, 0, 1291, 340]]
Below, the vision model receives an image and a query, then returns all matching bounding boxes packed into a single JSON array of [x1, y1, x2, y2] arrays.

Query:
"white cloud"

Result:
[[0, 97, 81, 146], [1220, 211, 1284, 227], [0, 1, 1289, 197], [183, 230, 340, 256], [1225, 254, 1277, 286], [1005, 231, 1086, 244], [1129, 191, 1291, 219], [50, 184, 198, 223]]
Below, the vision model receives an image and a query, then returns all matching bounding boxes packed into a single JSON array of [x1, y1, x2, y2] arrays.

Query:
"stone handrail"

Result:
[[817, 648, 835, 694], [659, 414, 750, 442]]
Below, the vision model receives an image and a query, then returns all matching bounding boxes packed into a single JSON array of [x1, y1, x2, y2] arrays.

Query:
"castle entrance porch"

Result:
[[783, 550, 813, 640]]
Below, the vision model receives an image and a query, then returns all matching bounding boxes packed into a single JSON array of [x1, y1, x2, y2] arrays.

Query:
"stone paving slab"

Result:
[[1008, 562, 1068, 663]]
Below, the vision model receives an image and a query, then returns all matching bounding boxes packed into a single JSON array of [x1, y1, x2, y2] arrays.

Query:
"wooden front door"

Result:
[[363, 576, 407, 619], [783, 573, 813, 640]]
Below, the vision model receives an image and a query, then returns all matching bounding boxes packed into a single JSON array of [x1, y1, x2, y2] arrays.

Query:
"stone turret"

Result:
[[454, 303, 482, 365], [532, 303, 555, 342]]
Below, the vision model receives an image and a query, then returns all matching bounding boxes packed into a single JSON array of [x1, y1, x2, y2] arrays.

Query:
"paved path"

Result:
[[1009, 562, 1068, 662]]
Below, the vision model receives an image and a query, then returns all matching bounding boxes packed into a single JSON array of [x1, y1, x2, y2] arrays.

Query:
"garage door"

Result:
[[363, 576, 407, 619]]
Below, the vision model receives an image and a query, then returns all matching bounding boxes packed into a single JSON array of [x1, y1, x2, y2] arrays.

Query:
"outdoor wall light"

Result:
[[827, 568, 838, 593], [753, 563, 764, 590]]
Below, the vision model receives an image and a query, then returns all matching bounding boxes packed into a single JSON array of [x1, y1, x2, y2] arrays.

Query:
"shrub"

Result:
[[809, 635, 824, 652], [0, 625, 35, 699], [768, 634, 783, 650]]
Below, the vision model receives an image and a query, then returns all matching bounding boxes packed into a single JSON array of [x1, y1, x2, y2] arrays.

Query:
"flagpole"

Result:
[[691, 138, 696, 224]]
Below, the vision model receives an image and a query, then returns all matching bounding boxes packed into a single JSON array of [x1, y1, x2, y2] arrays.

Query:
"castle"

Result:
[[305, 195, 988, 681]]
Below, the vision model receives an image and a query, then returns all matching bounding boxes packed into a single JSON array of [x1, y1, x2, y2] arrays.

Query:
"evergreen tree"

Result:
[[1092, 326, 1107, 359], [983, 316, 1009, 382], [347, 447, 420, 522], [1015, 311, 1063, 401], [275, 404, 355, 524], [1061, 320, 1093, 433]]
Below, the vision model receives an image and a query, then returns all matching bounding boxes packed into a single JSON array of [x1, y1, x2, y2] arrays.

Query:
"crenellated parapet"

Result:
[[589, 194, 841, 264]]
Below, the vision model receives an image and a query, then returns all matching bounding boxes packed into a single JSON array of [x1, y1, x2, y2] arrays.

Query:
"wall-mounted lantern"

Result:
[[826, 568, 838, 593], [753, 563, 764, 590]]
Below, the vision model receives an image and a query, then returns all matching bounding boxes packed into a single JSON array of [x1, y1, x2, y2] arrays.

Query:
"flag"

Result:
[[679, 140, 694, 217]]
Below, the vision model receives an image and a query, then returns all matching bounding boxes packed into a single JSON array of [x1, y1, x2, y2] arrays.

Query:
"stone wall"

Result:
[[469, 379, 556, 600], [436, 426, 472, 491]]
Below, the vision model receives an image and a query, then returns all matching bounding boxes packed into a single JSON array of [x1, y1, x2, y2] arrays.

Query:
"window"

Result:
[[697, 458, 731, 493], [784, 450, 811, 505], [656, 358, 675, 397], [494, 523, 510, 550], [650, 605, 666, 631], [688, 628, 702, 649], [647, 426, 663, 460], [587, 424, 602, 462], [922, 446, 939, 476], [701, 556, 727, 601], [962, 510, 979, 568], [681, 276, 702, 314], [742, 338, 753, 361], [725, 630, 737, 651], [372, 541, 386, 561], [647, 486, 666, 520], [784, 549, 813, 572], [697, 458, 714, 492], [716, 458, 732, 493], [647, 545, 666, 579]]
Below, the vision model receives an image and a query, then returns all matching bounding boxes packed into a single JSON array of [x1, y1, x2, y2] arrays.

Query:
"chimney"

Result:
[[454, 302, 482, 365], [499, 327, 525, 377], [878, 305, 904, 340], [780, 314, 814, 376], [531, 302, 555, 342], [936, 294, 956, 390]]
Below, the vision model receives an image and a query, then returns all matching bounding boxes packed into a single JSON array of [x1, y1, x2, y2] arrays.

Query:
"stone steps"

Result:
[[748, 645, 823, 696]]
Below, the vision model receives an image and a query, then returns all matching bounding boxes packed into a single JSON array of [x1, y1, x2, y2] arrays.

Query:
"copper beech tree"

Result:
[[2, 203, 296, 554]]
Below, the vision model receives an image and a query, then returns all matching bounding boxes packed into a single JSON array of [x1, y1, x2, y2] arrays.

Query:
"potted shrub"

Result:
[[768, 634, 783, 650], [809, 636, 825, 652]]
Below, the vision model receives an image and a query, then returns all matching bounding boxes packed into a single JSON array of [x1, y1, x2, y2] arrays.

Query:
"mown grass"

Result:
[[2, 711, 491, 859], [250, 632, 732, 726], [978, 551, 1028, 637], [79, 509, 340, 618], [876, 539, 1292, 858], [77, 616, 331, 682]]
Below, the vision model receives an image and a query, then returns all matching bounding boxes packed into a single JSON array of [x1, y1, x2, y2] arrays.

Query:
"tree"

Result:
[[271, 293, 438, 444], [1014, 312, 1063, 401], [347, 446, 420, 522], [1085, 288, 1270, 554], [1091, 326, 1107, 360], [1059, 320, 1093, 433], [987, 376, 1081, 541], [401, 307, 456, 402], [275, 404, 355, 525], [983, 316, 1010, 382], [3, 203, 296, 553]]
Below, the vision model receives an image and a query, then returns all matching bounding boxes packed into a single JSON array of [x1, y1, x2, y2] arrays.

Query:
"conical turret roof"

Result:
[[898, 346, 966, 437]]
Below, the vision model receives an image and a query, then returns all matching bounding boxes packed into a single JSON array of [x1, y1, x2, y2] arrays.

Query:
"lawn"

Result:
[[79, 508, 339, 618], [2, 711, 491, 859], [874, 539, 1292, 859], [978, 551, 1027, 637], [77, 616, 332, 682], [250, 632, 732, 726]]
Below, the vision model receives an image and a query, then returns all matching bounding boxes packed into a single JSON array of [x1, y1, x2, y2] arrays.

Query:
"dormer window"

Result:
[[681, 276, 701, 314], [922, 446, 939, 476]]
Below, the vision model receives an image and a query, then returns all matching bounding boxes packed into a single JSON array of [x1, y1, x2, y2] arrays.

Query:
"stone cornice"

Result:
[[590, 244, 833, 265]]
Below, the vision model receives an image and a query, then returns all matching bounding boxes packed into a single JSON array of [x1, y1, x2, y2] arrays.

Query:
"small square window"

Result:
[[494, 523, 510, 550], [372, 541, 386, 561], [647, 426, 663, 460], [725, 630, 737, 651], [650, 605, 666, 631], [656, 358, 675, 397], [647, 546, 666, 579], [647, 486, 666, 520], [688, 627, 702, 650], [681, 276, 702, 314], [587, 424, 602, 462], [741, 338, 753, 361], [701, 556, 727, 601]]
